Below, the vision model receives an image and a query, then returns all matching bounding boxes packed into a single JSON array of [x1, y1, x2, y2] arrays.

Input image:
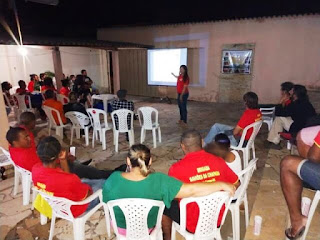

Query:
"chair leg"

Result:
[[31, 189, 37, 210], [40, 214, 48, 225], [234, 206, 240, 240], [76, 128, 81, 139], [171, 223, 176, 240], [84, 128, 89, 146], [252, 143, 256, 159], [13, 168, 20, 196], [115, 132, 119, 153], [158, 127, 162, 143], [129, 130, 135, 146], [102, 131, 106, 150], [103, 204, 111, 238], [21, 174, 31, 205], [48, 214, 56, 240], [73, 219, 85, 240], [230, 207, 237, 240], [243, 149, 249, 168], [244, 193, 250, 228], [92, 131, 95, 148], [70, 127, 74, 145], [140, 128, 144, 144], [301, 192, 320, 240], [152, 128, 157, 148]]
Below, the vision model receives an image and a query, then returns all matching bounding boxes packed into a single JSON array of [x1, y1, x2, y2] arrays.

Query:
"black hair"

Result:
[[6, 127, 25, 145], [45, 89, 55, 99], [117, 89, 127, 100], [1, 81, 11, 91], [61, 79, 70, 87], [181, 129, 202, 148], [69, 74, 75, 79], [293, 84, 309, 101], [19, 112, 36, 125], [68, 91, 78, 101], [180, 65, 189, 83], [81, 69, 86, 74], [39, 73, 45, 79], [30, 74, 36, 81], [43, 77, 54, 87], [18, 80, 26, 87], [243, 92, 259, 109], [214, 133, 230, 151], [281, 82, 294, 93], [37, 136, 61, 164]]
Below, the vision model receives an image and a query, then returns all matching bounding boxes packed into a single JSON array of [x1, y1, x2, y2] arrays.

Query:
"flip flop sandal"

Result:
[[285, 226, 305, 240]]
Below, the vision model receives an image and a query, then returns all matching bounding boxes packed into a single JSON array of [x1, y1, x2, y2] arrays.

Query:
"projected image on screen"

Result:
[[148, 48, 187, 86]]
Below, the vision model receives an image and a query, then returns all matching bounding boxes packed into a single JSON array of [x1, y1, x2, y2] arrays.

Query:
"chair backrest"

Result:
[[111, 109, 134, 132], [107, 198, 165, 240], [56, 94, 69, 105], [14, 94, 32, 111], [0, 147, 32, 175], [260, 107, 275, 120], [178, 191, 231, 238], [137, 107, 158, 129], [87, 108, 110, 129], [233, 158, 258, 202], [238, 120, 263, 148], [65, 111, 90, 129], [42, 105, 64, 127], [0, 147, 15, 166], [33, 187, 76, 221], [3, 93, 16, 108]]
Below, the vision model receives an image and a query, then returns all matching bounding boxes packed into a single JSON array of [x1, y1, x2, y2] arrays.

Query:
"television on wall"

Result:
[[221, 50, 252, 74]]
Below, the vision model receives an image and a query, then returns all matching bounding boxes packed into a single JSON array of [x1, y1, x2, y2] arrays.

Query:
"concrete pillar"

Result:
[[52, 47, 63, 90], [112, 51, 120, 93], [0, 88, 9, 149]]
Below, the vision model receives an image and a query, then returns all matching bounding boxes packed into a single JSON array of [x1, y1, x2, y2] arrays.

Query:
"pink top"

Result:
[[300, 126, 320, 146]]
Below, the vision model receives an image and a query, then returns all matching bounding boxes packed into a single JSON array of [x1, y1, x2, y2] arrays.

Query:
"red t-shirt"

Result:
[[43, 99, 67, 124], [9, 146, 41, 172], [28, 81, 34, 92], [177, 75, 189, 94], [59, 87, 70, 98], [41, 86, 56, 93], [237, 109, 262, 140], [314, 131, 320, 148], [168, 150, 238, 233], [32, 163, 91, 217]]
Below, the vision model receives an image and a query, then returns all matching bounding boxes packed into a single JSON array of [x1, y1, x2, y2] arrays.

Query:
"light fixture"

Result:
[[18, 46, 28, 56]]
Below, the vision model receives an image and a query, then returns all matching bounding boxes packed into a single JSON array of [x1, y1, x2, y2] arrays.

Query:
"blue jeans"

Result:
[[299, 160, 320, 190], [204, 123, 238, 146], [178, 93, 189, 123], [81, 178, 106, 212]]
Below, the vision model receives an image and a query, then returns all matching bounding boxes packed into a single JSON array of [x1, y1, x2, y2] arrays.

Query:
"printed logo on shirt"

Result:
[[189, 165, 221, 182], [35, 182, 54, 196]]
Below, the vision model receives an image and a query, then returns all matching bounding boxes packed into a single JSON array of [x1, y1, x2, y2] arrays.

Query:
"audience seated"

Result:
[[16, 80, 29, 95], [41, 77, 56, 93], [280, 125, 320, 239], [43, 89, 67, 125], [18, 112, 37, 148], [267, 85, 316, 149], [28, 74, 41, 92], [162, 130, 239, 238], [102, 144, 236, 237], [32, 136, 105, 217], [278, 82, 294, 108], [73, 74, 85, 93], [69, 75, 76, 92], [2, 81, 14, 115], [204, 92, 262, 146], [205, 133, 242, 174], [59, 79, 71, 97], [63, 92, 88, 116], [111, 89, 134, 112]]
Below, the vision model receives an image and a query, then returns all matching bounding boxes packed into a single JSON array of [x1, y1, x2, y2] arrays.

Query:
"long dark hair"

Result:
[[293, 85, 309, 102], [180, 65, 189, 83]]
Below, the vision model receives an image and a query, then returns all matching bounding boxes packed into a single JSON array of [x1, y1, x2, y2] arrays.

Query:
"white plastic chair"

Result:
[[171, 191, 232, 240], [65, 111, 91, 146], [231, 120, 262, 168], [229, 158, 258, 240], [111, 109, 135, 153], [42, 106, 70, 138], [260, 107, 275, 131], [301, 190, 320, 240], [3, 93, 18, 118], [33, 188, 105, 240], [14, 94, 34, 119], [87, 108, 113, 150], [57, 94, 69, 105], [0, 147, 34, 206], [138, 107, 161, 148], [105, 198, 165, 240]]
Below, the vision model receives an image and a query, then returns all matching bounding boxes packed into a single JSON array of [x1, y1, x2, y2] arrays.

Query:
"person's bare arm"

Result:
[[175, 181, 236, 199], [307, 144, 320, 163], [225, 152, 236, 163], [59, 150, 70, 173], [233, 125, 242, 136], [171, 73, 178, 78]]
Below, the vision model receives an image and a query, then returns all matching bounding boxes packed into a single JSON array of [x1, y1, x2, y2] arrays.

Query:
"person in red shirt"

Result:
[[171, 65, 190, 126], [43, 89, 67, 125], [28, 74, 41, 92], [16, 80, 29, 95], [6, 127, 41, 172], [204, 92, 262, 147], [41, 77, 57, 93], [280, 127, 320, 239], [162, 130, 240, 239], [59, 79, 71, 98], [33, 136, 105, 217]]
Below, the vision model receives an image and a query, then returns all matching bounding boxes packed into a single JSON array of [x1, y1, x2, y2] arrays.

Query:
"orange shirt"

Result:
[[43, 99, 67, 124]]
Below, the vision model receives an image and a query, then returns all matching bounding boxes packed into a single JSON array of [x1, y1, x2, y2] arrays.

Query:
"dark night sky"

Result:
[[1, 0, 320, 39]]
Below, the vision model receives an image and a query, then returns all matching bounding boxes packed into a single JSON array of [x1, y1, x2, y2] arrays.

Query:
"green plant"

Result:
[[45, 71, 55, 78]]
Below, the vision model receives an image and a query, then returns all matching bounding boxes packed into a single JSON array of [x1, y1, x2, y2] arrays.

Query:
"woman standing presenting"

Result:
[[172, 65, 190, 126]]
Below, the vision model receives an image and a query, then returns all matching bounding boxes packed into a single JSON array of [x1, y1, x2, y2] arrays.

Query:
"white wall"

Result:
[[0, 45, 110, 92]]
